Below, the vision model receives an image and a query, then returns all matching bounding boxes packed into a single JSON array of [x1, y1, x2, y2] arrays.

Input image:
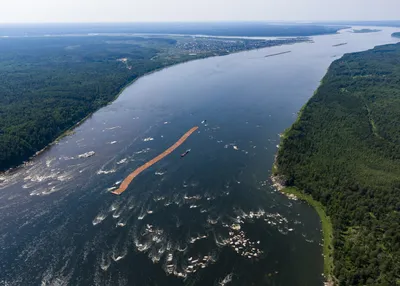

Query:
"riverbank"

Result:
[[272, 42, 400, 285], [0, 36, 312, 175], [272, 124, 334, 284], [0, 63, 185, 176], [271, 172, 334, 285]]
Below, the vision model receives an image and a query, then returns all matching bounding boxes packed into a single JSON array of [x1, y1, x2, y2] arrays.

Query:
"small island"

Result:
[[352, 28, 381, 33], [392, 32, 400, 38], [264, 51, 291, 57], [332, 42, 347, 47]]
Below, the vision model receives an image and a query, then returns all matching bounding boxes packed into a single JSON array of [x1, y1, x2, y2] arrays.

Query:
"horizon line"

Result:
[[0, 20, 399, 25]]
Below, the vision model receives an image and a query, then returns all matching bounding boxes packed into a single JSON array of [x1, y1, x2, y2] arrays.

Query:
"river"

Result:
[[0, 27, 399, 286]]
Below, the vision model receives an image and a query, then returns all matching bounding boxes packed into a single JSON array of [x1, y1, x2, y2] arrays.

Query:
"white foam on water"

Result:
[[116, 158, 127, 165], [219, 273, 233, 286], [110, 201, 121, 212], [117, 221, 126, 227], [126, 197, 136, 210], [184, 194, 202, 201], [153, 195, 165, 202], [207, 216, 219, 225], [214, 233, 229, 247], [100, 252, 111, 271], [112, 212, 121, 219], [25, 172, 59, 183], [92, 212, 108, 226], [134, 148, 151, 155], [136, 241, 152, 252], [22, 182, 35, 189], [45, 157, 56, 168], [77, 151, 95, 158], [143, 137, 154, 142], [57, 172, 73, 182], [40, 258, 74, 286], [149, 247, 163, 264], [190, 181, 199, 187], [105, 126, 121, 130], [138, 213, 146, 220], [112, 248, 127, 262], [97, 169, 116, 175], [189, 234, 208, 244], [40, 186, 60, 196]]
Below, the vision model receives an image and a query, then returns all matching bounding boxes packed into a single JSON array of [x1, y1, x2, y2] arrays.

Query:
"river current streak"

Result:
[[112, 126, 199, 195]]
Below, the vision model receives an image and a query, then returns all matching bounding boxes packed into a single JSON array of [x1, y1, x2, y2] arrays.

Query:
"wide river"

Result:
[[1, 27, 399, 286]]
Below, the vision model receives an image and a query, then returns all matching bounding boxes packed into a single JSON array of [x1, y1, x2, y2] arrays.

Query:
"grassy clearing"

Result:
[[281, 187, 334, 280]]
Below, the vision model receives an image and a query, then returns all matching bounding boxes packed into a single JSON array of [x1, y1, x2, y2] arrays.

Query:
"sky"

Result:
[[1, 0, 399, 23]]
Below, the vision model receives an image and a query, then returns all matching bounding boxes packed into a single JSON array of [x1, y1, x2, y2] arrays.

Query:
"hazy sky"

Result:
[[1, 0, 399, 23]]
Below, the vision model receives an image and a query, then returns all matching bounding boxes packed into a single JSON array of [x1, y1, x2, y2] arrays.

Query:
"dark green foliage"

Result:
[[276, 43, 400, 285], [0, 35, 302, 171], [0, 36, 183, 170]]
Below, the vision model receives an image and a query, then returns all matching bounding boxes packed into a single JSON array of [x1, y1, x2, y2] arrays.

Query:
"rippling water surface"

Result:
[[1, 27, 398, 286]]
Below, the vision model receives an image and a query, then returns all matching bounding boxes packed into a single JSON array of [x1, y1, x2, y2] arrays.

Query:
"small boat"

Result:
[[181, 149, 191, 157]]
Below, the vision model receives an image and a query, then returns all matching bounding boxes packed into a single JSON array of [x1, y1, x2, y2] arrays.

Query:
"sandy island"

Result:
[[112, 126, 198, 195]]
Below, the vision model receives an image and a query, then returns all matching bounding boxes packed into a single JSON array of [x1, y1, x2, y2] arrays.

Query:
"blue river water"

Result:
[[0, 27, 399, 285]]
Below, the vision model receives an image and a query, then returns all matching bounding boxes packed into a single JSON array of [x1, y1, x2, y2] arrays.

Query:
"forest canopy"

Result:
[[276, 43, 400, 285], [0, 35, 304, 171]]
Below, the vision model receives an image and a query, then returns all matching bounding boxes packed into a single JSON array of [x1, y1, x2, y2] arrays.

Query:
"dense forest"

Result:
[[0, 35, 305, 171], [275, 43, 400, 285], [0, 36, 176, 171]]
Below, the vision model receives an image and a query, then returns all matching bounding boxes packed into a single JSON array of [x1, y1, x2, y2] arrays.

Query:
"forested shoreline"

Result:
[[0, 35, 306, 171], [274, 43, 400, 285]]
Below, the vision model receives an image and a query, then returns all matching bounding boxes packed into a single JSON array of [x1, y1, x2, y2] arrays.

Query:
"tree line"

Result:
[[0, 36, 180, 171], [276, 43, 400, 285]]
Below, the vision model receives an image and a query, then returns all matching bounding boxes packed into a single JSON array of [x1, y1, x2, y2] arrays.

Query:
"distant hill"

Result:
[[275, 43, 400, 285], [0, 22, 346, 37], [315, 20, 400, 27]]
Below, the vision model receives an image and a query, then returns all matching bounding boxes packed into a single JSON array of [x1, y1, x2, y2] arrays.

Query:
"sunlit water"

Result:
[[0, 27, 399, 286]]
